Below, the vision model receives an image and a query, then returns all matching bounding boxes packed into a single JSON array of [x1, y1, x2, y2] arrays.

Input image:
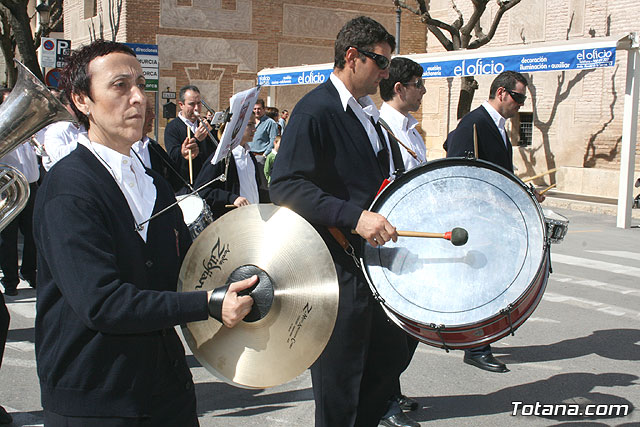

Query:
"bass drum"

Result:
[[361, 158, 550, 350]]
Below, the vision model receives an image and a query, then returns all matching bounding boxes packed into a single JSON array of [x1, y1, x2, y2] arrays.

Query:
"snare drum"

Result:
[[177, 194, 214, 240], [361, 158, 550, 350], [543, 209, 569, 244]]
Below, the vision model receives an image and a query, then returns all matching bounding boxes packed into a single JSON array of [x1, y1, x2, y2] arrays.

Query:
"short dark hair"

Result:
[[255, 98, 265, 108], [265, 106, 279, 121], [379, 57, 424, 101], [489, 71, 528, 99], [60, 40, 136, 129], [178, 85, 200, 103], [334, 16, 395, 70]]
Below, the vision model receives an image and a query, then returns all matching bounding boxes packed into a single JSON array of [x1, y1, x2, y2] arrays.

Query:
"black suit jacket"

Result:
[[163, 117, 216, 184], [445, 105, 514, 172], [193, 149, 270, 219], [146, 138, 184, 192], [269, 79, 408, 426], [33, 145, 208, 416]]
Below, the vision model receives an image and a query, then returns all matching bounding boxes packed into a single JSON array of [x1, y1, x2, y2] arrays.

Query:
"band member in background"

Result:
[[133, 101, 184, 192], [445, 70, 543, 373], [37, 90, 86, 172], [248, 99, 278, 165], [194, 112, 270, 219], [376, 56, 430, 427], [33, 40, 255, 426], [164, 85, 215, 186], [270, 16, 410, 427], [0, 84, 39, 296]]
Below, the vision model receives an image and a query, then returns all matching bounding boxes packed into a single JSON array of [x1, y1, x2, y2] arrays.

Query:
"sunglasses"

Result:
[[403, 80, 425, 90], [352, 47, 390, 70], [504, 87, 526, 104]]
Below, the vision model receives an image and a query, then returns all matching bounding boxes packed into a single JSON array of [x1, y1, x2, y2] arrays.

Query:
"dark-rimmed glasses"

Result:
[[504, 87, 526, 104], [403, 79, 425, 90], [352, 47, 390, 70]]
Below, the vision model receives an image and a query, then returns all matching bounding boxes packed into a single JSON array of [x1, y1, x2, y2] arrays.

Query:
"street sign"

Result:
[[125, 43, 159, 92], [40, 38, 71, 69], [162, 91, 176, 99], [45, 68, 62, 88]]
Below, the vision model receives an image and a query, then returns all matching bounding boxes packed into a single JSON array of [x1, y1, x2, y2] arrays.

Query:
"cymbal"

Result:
[[178, 204, 339, 389]]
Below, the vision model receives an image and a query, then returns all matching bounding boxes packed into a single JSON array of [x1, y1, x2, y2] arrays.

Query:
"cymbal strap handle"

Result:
[[208, 285, 229, 322]]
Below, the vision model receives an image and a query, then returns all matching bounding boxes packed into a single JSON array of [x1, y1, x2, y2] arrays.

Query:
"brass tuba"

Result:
[[0, 61, 74, 231]]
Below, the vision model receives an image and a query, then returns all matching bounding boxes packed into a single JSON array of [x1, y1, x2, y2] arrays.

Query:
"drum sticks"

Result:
[[187, 127, 193, 184], [522, 168, 557, 183]]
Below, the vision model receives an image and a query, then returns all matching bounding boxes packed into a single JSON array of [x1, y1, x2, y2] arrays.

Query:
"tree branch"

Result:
[[468, 0, 522, 49]]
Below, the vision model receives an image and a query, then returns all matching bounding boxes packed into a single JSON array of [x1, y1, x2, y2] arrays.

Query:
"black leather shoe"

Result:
[[379, 412, 420, 427], [0, 405, 13, 425], [397, 394, 419, 411], [464, 353, 509, 373], [20, 271, 36, 289]]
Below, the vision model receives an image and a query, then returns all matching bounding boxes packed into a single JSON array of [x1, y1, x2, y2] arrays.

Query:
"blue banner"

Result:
[[258, 45, 616, 86], [419, 47, 616, 79]]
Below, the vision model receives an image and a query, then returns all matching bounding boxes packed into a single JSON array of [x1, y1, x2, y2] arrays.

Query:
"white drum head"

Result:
[[177, 194, 205, 225], [362, 159, 546, 327]]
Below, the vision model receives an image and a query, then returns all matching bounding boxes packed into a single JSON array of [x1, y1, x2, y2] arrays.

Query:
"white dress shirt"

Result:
[[78, 134, 156, 241], [38, 121, 87, 171], [482, 101, 508, 148], [379, 102, 427, 170], [132, 136, 152, 169], [330, 73, 394, 177], [231, 145, 259, 204], [0, 142, 40, 183], [179, 112, 199, 135]]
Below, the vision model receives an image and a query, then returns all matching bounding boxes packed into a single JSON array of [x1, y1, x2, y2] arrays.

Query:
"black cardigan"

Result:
[[33, 144, 209, 417]]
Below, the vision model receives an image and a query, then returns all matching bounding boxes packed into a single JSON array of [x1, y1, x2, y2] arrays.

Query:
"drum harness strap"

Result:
[[500, 303, 516, 337], [328, 226, 361, 270], [429, 324, 450, 353]]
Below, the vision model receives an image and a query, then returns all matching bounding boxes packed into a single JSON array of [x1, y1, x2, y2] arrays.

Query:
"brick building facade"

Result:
[[61, 0, 639, 198]]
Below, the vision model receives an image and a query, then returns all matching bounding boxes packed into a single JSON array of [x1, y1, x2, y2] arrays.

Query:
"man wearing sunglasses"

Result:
[[379, 57, 428, 171], [446, 70, 544, 373], [270, 16, 411, 427]]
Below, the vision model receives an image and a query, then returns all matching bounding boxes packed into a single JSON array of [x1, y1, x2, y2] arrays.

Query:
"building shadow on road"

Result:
[[493, 329, 640, 363], [410, 372, 636, 423], [193, 373, 313, 417]]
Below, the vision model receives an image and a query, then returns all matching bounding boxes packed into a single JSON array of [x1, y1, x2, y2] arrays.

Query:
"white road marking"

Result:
[[587, 250, 640, 261], [526, 317, 561, 323], [6, 341, 34, 352], [551, 253, 640, 278], [552, 273, 640, 296], [6, 300, 36, 319], [543, 291, 640, 320], [2, 357, 36, 368]]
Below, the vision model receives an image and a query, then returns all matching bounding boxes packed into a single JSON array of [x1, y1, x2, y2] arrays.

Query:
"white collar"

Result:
[[380, 102, 418, 131], [482, 101, 506, 129], [330, 73, 380, 122], [178, 112, 198, 128]]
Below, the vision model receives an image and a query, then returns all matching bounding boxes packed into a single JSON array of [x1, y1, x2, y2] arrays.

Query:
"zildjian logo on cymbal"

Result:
[[197, 238, 230, 289]]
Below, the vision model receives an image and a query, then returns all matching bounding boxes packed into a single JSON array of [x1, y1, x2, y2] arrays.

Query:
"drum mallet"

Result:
[[352, 227, 469, 246], [397, 227, 469, 246]]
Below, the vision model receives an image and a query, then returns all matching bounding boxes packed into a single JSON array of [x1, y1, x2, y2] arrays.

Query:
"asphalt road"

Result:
[[1, 207, 638, 426]]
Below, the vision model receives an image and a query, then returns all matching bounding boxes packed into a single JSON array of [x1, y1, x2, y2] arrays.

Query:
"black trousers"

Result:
[[0, 182, 37, 288], [0, 292, 9, 368], [311, 261, 409, 427]]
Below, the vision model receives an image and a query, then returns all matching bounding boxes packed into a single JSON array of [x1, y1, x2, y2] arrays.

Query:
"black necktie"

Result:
[[371, 117, 390, 176]]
